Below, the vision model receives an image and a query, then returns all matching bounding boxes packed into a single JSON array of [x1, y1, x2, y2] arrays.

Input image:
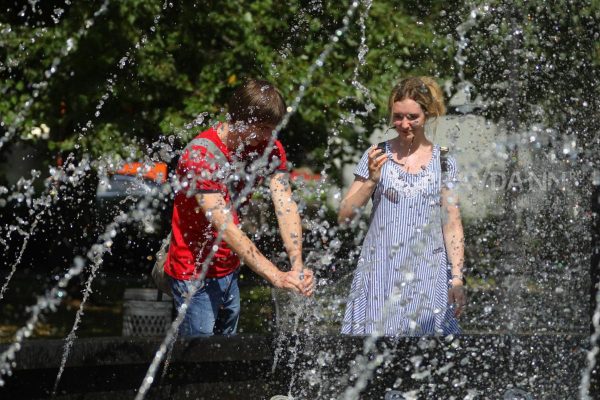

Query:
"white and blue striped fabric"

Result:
[[341, 143, 461, 337]]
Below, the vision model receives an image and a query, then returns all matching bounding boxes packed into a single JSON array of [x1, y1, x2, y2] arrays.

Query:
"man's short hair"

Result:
[[227, 79, 286, 127]]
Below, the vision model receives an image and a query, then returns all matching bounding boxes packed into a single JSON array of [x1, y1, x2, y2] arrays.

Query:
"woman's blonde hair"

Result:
[[387, 76, 446, 121]]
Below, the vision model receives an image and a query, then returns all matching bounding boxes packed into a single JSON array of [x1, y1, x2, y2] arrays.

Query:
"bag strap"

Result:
[[371, 142, 388, 201], [440, 146, 449, 173], [186, 137, 229, 165]]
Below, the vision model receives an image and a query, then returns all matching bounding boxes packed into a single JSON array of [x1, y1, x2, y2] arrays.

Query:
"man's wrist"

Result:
[[289, 252, 302, 266], [290, 261, 304, 271], [270, 269, 285, 288]]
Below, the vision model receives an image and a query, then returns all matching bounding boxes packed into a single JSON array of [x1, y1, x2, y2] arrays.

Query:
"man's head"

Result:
[[227, 79, 286, 146]]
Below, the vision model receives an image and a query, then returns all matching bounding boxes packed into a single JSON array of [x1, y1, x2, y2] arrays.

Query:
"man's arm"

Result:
[[269, 172, 304, 272], [196, 192, 310, 295]]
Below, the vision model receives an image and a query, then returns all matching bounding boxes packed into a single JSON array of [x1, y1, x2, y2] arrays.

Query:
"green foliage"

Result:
[[455, 0, 600, 134], [1, 0, 598, 179], [0, 0, 456, 173]]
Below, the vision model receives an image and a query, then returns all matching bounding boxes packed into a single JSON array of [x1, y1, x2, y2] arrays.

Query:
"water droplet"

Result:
[[592, 170, 600, 186]]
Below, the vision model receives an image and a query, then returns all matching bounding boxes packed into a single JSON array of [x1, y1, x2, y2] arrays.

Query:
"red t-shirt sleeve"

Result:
[[178, 145, 226, 194], [272, 140, 288, 173]]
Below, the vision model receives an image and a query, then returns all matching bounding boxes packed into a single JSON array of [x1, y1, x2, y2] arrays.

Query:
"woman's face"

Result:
[[391, 99, 426, 140]]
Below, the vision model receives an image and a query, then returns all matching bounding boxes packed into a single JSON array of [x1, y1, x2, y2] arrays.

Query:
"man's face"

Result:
[[237, 122, 277, 147]]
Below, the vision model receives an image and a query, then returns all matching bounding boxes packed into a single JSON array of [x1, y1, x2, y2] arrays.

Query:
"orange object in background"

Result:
[[114, 163, 319, 184], [290, 168, 321, 182], [115, 162, 168, 183]]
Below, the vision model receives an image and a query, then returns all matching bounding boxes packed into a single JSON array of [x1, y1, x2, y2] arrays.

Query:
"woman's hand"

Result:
[[337, 145, 389, 224], [367, 145, 388, 183], [448, 283, 466, 317]]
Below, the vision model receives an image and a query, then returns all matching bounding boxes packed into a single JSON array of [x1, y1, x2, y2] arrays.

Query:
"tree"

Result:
[[0, 0, 455, 182]]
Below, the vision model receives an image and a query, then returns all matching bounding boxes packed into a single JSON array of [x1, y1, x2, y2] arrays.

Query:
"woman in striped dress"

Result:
[[338, 77, 466, 336]]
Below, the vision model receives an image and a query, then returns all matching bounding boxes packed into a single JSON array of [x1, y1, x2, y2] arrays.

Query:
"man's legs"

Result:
[[215, 271, 241, 335], [171, 278, 220, 337], [170, 271, 241, 337]]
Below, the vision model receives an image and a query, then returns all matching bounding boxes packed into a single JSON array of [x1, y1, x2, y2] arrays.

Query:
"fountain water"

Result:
[[1, 1, 183, 388], [263, 2, 600, 399], [0, 1, 599, 399]]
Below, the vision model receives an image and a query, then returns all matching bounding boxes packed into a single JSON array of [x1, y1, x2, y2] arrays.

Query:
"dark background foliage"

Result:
[[1, 1, 598, 181]]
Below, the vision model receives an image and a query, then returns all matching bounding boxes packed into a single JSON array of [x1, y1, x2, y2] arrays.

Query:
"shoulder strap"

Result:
[[369, 142, 387, 201], [440, 146, 449, 173]]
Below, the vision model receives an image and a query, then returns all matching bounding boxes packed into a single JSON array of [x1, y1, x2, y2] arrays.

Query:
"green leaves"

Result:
[[1, 1, 454, 171], [5, 0, 594, 182]]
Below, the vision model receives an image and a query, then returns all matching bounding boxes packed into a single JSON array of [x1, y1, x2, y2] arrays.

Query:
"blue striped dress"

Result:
[[341, 143, 461, 337]]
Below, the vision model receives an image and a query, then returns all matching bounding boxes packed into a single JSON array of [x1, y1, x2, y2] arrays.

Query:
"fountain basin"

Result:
[[0, 333, 597, 399], [0, 335, 271, 399]]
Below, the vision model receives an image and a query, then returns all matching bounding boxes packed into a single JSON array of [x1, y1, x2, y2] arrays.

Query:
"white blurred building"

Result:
[[339, 83, 566, 220]]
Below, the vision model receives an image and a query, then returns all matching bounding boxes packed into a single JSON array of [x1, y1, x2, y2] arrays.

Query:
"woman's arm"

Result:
[[441, 188, 465, 279], [338, 146, 387, 224], [338, 178, 376, 223], [441, 187, 466, 316]]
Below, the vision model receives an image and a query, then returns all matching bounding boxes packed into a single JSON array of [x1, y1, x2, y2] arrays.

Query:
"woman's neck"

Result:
[[392, 132, 431, 153]]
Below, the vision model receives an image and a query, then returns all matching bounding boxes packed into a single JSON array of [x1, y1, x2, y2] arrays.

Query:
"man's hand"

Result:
[[274, 269, 314, 297], [299, 268, 315, 297], [291, 259, 315, 297]]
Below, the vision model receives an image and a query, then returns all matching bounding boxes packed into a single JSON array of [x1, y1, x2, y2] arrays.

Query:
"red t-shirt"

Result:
[[165, 126, 288, 280]]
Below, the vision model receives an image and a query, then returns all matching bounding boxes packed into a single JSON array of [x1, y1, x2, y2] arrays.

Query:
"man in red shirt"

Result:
[[165, 79, 314, 337]]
